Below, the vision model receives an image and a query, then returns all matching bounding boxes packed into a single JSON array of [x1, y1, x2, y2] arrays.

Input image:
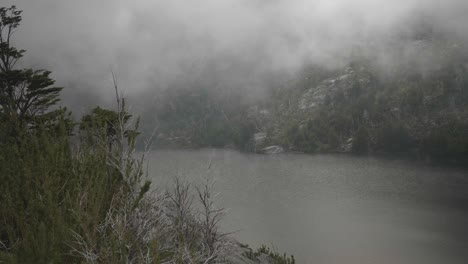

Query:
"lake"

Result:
[[147, 149, 468, 264]]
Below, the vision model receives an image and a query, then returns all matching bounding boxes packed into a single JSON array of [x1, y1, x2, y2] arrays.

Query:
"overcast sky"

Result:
[[4, 0, 468, 110]]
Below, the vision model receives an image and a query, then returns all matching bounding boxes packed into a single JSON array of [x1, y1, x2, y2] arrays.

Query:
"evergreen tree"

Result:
[[0, 6, 63, 128]]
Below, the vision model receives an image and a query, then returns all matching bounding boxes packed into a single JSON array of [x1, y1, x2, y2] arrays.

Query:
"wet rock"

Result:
[[261, 145, 284, 154], [340, 137, 353, 153]]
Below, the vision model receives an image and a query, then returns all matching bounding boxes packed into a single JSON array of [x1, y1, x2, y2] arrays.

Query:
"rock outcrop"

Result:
[[261, 145, 285, 154]]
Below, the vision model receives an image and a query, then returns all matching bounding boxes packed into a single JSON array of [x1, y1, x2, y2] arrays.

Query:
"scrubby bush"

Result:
[[242, 245, 295, 264]]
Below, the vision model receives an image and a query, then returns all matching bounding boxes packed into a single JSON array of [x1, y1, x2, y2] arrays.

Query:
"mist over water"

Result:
[[5, 0, 468, 111], [2, 1, 468, 263], [148, 149, 468, 264], [6, 0, 468, 260]]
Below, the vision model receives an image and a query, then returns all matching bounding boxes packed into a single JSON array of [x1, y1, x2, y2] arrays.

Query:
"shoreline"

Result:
[[147, 144, 468, 170]]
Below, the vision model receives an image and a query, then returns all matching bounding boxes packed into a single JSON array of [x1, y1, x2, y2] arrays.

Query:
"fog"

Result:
[[5, 0, 468, 111]]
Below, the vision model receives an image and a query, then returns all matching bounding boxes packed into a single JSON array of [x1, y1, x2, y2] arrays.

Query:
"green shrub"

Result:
[[0, 101, 150, 263], [243, 245, 295, 264]]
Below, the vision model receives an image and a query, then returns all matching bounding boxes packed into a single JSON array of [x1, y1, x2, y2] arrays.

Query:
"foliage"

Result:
[[0, 82, 239, 263], [79, 105, 135, 151], [0, 95, 150, 263], [0, 122, 75, 263], [242, 245, 295, 264], [0, 6, 253, 263], [0, 6, 63, 128]]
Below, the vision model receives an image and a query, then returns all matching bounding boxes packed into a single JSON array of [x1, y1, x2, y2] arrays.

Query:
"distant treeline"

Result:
[[147, 85, 258, 151]]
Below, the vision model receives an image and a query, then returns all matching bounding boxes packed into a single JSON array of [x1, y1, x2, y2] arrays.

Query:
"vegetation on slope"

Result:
[[0, 6, 293, 263], [267, 56, 468, 164], [151, 31, 468, 165]]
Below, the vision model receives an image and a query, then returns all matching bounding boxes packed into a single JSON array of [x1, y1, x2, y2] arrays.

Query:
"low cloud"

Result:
[[4, 0, 468, 110]]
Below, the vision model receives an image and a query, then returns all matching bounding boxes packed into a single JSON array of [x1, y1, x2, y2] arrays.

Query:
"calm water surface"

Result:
[[147, 149, 468, 264]]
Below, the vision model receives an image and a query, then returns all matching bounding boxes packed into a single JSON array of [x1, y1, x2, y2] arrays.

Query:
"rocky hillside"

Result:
[[253, 40, 468, 164], [148, 31, 468, 165]]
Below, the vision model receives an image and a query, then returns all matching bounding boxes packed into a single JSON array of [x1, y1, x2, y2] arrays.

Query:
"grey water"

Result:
[[147, 149, 468, 264]]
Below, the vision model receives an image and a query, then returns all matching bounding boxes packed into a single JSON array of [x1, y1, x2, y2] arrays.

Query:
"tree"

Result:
[[79, 105, 133, 151], [0, 6, 63, 127]]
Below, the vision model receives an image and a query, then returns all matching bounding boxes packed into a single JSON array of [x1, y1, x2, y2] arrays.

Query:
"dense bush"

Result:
[[0, 74, 242, 263], [0, 93, 154, 263], [242, 245, 295, 264], [0, 110, 238, 263]]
